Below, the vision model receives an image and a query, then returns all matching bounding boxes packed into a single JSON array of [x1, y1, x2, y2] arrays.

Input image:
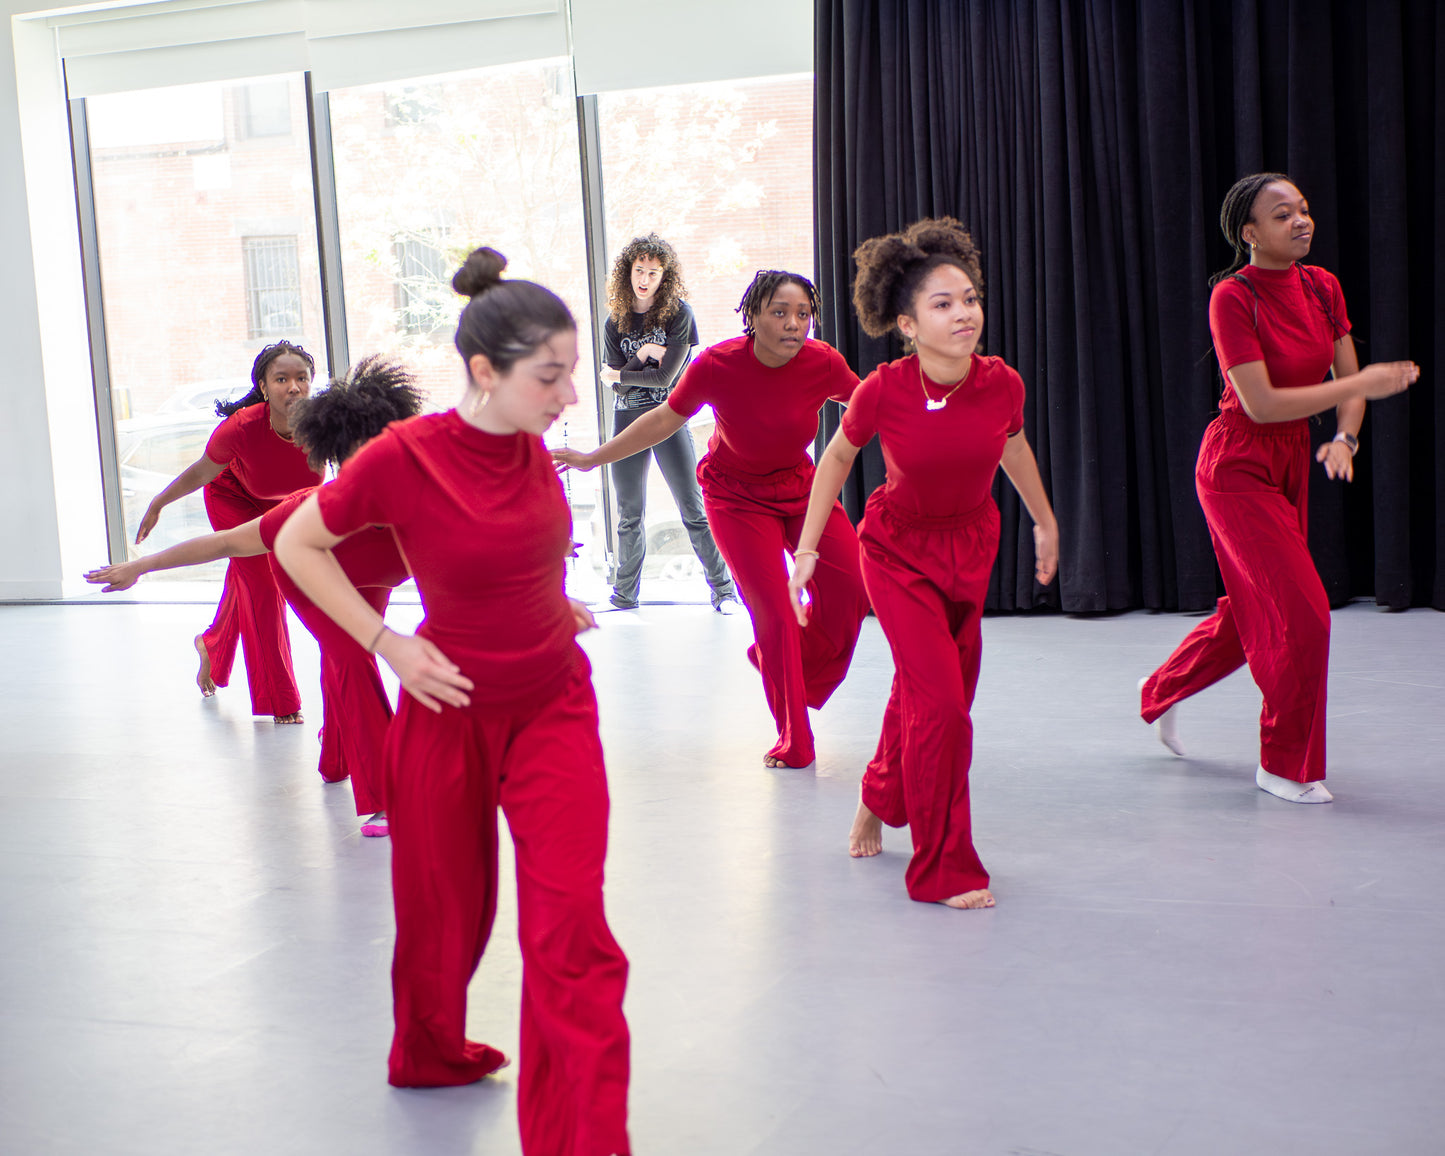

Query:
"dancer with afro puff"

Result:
[[789, 218, 1058, 909]]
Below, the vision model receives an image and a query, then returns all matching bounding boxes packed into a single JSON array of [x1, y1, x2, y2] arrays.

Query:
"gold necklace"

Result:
[[266, 404, 294, 442], [919, 358, 968, 411]]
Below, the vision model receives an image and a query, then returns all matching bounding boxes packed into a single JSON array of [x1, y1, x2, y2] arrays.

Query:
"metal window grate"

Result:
[[243, 236, 301, 338], [393, 235, 449, 336]]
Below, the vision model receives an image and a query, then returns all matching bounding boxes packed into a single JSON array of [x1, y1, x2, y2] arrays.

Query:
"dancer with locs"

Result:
[[789, 219, 1058, 910], [1139, 174, 1417, 802], [134, 342, 322, 723], [275, 248, 630, 1153], [86, 358, 422, 837], [555, 270, 871, 770], [600, 233, 735, 611]]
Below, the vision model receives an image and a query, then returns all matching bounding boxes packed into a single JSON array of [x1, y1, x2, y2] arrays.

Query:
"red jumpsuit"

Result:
[[316, 412, 630, 1154], [843, 354, 1025, 903], [200, 404, 322, 716], [258, 487, 409, 816], [667, 336, 871, 767], [1142, 263, 1351, 783]]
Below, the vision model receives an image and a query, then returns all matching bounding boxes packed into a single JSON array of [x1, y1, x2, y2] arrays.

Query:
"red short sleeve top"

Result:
[[843, 353, 1025, 519], [315, 412, 578, 705], [205, 403, 323, 500], [258, 486, 408, 591], [667, 336, 859, 476], [1209, 263, 1351, 416]]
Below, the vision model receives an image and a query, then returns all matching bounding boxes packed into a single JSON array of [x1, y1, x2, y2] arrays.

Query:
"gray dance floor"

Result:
[[1, 598, 1442, 1155]]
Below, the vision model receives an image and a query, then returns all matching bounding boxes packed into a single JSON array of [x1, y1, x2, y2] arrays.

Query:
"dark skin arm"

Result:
[[134, 454, 226, 542]]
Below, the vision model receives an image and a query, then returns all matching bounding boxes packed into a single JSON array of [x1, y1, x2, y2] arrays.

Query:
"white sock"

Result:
[[1139, 677, 1185, 757], [1256, 765, 1333, 804]]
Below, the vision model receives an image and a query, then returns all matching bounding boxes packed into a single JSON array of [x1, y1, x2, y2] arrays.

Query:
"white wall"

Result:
[[1, 5, 97, 599]]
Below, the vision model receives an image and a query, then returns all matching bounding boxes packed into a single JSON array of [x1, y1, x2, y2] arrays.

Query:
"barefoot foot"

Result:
[[848, 797, 883, 857], [194, 634, 216, 697], [939, 889, 995, 910], [274, 711, 304, 725], [763, 754, 814, 770], [1256, 765, 1332, 803]]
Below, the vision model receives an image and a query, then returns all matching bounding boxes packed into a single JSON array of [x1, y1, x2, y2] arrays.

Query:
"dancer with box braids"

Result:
[[1139, 173, 1417, 801], [556, 269, 871, 770], [134, 341, 322, 722]]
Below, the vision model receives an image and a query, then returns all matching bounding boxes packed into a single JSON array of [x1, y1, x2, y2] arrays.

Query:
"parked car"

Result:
[[154, 377, 253, 415], [115, 408, 225, 576]]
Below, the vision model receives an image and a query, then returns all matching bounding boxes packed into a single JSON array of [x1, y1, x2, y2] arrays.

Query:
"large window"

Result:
[[595, 73, 816, 601], [86, 75, 326, 577], [328, 60, 607, 599], [78, 62, 815, 600]]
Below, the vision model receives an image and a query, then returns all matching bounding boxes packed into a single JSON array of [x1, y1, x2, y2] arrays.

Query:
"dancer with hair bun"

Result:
[[134, 341, 322, 722], [789, 218, 1058, 910], [556, 269, 871, 770], [275, 248, 630, 1153], [86, 358, 423, 835], [1139, 173, 1417, 802]]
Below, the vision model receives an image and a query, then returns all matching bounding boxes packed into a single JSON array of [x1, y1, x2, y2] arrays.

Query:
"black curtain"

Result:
[[814, 0, 1445, 612]]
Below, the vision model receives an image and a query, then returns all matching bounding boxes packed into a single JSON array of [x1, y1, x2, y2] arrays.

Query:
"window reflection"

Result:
[[596, 73, 815, 600], [329, 59, 606, 598], [87, 75, 326, 576]]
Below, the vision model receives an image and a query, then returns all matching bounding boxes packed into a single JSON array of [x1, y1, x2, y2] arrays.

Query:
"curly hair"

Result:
[[216, 341, 316, 417], [851, 217, 984, 338], [290, 356, 424, 473], [1211, 171, 1292, 286], [734, 270, 822, 335], [606, 233, 686, 334]]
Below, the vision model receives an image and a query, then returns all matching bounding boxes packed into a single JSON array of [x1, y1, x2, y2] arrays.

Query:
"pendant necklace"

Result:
[[919, 359, 967, 411]]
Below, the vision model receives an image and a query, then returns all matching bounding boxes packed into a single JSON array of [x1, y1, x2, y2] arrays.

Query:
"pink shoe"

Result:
[[360, 812, 389, 837]]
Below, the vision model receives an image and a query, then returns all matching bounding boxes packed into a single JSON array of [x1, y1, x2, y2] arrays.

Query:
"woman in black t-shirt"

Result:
[[600, 233, 736, 610]]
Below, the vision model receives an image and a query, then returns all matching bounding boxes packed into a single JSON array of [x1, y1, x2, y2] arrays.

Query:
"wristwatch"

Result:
[[1333, 431, 1360, 455]]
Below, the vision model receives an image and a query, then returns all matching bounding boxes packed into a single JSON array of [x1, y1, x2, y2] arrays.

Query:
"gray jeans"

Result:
[[610, 405, 733, 603]]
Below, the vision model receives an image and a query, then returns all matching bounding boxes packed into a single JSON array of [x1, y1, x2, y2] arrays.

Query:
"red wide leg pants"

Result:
[[1141, 413, 1329, 783], [385, 653, 630, 1156], [272, 561, 391, 815], [200, 481, 302, 717], [699, 457, 871, 767], [859, 494, 998, 902]]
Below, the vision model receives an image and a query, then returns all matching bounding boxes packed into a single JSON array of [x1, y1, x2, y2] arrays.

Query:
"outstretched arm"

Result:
[[1227, 355, 1416, 426], [85, 520, 267, 592], [999, 431, 1059, 586], [552, 403, 689, 471], [786, 428, 863, 625], [275, 495, 473, 713], [134, 454, 226, 543]]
